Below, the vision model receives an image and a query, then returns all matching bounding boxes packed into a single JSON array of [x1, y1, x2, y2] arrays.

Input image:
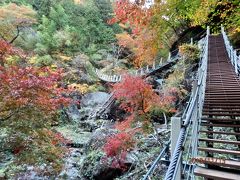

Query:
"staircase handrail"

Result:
[[221, 25, 240, 75], [164, 26, 209, 180]]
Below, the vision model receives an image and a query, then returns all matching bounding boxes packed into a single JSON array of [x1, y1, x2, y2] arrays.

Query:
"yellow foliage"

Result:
[[58, 55, 72, 62], [119, 23, 128, 29], [5, 55, 20, 65], [29, 56, 37, 64], [190, 0, 217, 26], [68, 83, 96, 94]]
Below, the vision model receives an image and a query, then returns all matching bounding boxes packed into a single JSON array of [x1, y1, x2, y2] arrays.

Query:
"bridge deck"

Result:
[[195, 35, 240, 177]]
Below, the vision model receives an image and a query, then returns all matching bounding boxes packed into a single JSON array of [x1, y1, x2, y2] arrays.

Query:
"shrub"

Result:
[[179, 44, 200, 64], [102, 132, 135, 170]]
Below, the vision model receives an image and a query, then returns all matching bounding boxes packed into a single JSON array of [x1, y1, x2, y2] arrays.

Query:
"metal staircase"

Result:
[[144, 26, 240, 180], [193, 27, 240, 180]]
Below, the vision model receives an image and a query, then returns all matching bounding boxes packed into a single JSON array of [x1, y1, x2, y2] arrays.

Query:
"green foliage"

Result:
[[179, 43, 200, 64], [149, 105, 164, 121], [35, 55, 54, 66], [35, 15, 57, 55], [81, 150, 105, 179], [32, 0, 117, 56], [1, 0, 118, 56]]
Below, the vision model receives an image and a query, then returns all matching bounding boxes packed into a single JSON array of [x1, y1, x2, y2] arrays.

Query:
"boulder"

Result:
[[85, 127, 116, 152], [81, 92, 110, 108], [66, 91, 81, 122]]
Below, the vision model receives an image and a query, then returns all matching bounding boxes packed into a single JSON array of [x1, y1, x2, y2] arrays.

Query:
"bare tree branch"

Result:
[[9, 26, 20, 44]]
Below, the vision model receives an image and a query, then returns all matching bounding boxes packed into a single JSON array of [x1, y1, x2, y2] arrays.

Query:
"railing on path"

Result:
[[163, 27, 209, 180], [221, 25, 240, 75], [95, 53, 180, 83], [95, 30, 207, 83]]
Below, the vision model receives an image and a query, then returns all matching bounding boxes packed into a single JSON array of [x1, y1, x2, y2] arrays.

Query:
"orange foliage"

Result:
[[110, 0, 159, 67], [0, 66, 71, 119], [116, 30, 159, 67], [108, 0, 152, 34]]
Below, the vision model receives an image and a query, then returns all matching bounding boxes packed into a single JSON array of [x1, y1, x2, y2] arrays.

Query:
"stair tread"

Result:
[[203, 109, 240, 113], [194, 167, 240, 180], [200, 130, 240, 136], [198, 147, 240, 155], [193, 157, 240, 169], [199, 138, 240, 145], [202, 117, 240, 121], [201, 123, 240, 127], [202, 112, 240, 116], [203, 107, 240, 109]]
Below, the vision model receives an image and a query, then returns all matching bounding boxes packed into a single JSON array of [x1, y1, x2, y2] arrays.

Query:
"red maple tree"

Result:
[[0, 65, 72, 169], [0, 66, 70, 118], [103, 131, 135, 170], [0, 39, 24, 66]]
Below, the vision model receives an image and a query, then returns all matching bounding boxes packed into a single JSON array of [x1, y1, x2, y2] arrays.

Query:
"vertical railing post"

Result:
[[160, 58, 163, 66], [238, 55, 240, 74], [146, 65, 149, 73], [171, 117, 182, 180], [168, 52, 171, 61], [207, 26, 210, 36], [221, 25, 224, 35], [234, 50, 238, 75], [153, 61, 156, 69]]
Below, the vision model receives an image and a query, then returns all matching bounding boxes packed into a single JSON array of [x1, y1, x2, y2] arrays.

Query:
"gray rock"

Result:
[[86, 127, 117, 151], [66, 91, 81, 122], [58, 148, 83, 180], [81, 92, 110, 108], [125, 152, 139, 165], [67, 104, 81, 122]]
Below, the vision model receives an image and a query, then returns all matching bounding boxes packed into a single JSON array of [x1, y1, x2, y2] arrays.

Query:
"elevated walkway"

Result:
[[194, 34, 240, 178]]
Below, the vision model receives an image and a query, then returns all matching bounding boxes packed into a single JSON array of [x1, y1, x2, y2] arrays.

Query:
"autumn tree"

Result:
[[0, 3, 36, 43], [102, 75, 176, 170], [102, 132, 135, 170], [109, 0, 160, 67], [112, 75, 175, 131], [0, 39, 24, 66], [0, 65, 71, 174]]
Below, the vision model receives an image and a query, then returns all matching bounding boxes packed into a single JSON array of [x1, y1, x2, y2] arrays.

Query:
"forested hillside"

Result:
[[0, 0, 239, 179]]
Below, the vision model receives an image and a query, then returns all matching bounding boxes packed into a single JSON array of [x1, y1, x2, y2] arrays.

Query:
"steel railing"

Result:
[[142, 140, 171, 180], [221, 25, 240, 75], [164, 26, 209, 180]]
